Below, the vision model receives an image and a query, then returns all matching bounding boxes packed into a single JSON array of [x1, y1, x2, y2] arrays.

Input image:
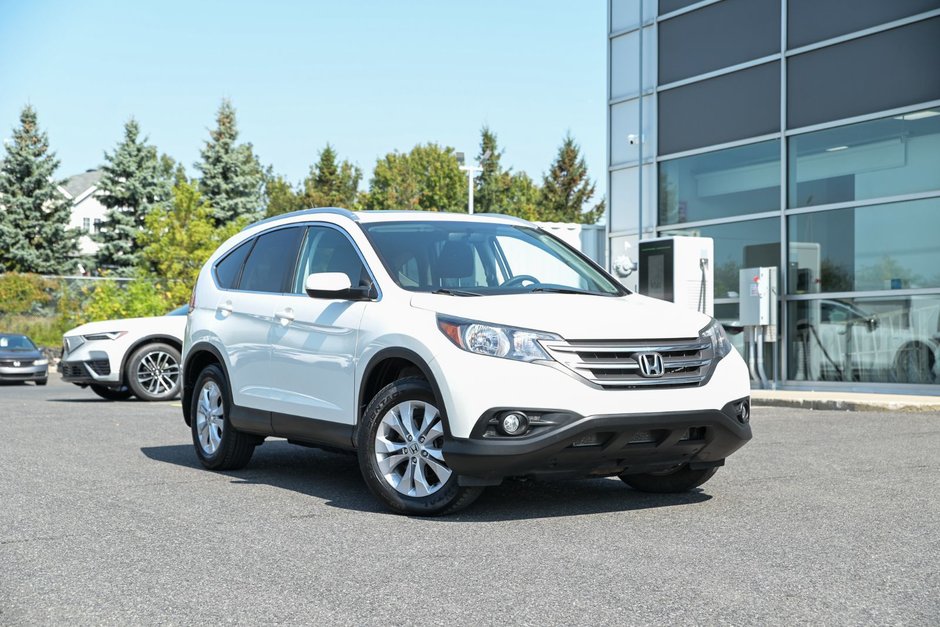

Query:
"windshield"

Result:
[[0, 334, 37, 350], [361, 221, 625, 296]]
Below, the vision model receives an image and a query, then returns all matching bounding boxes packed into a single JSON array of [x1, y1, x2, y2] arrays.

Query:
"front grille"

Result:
[[542, 337, 715, 389], [59, 362, 85, 378], [0, 359, 32, 367], [87, 359, 111, 375]]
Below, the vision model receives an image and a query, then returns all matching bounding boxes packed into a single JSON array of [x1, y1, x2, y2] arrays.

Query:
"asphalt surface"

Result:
[[1, 377, 938, 626]]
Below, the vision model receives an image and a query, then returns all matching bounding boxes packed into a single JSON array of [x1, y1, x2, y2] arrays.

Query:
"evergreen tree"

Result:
[[195, 99, 264, 225], [264, 173, 303, 217], [474, 125, 510, 215], [0, 106, 80, 273], [95, 118, 169, 272], [363, 143, 466, 212], [301, 144, 362, 209], [538, 134, 605, 224]]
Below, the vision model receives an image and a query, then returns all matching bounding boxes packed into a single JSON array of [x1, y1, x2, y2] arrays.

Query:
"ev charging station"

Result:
[[739, 266, 778, 388], [635, 236, 714, 316]]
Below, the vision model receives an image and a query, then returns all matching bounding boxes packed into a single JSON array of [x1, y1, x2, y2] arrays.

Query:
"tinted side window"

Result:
[[292, 226, 367, 294], [214, 239, 254, 289], [239, 227, 305, 293]]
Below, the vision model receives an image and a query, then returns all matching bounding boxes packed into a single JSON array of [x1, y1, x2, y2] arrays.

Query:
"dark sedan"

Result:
[[0, 334, 48, 385]]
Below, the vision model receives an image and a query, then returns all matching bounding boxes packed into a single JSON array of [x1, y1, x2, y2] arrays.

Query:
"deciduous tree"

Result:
[[363, 143, 466, 212]]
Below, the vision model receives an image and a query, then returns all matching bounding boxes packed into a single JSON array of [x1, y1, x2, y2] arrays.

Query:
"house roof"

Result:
[[61, 169, 103, 199]]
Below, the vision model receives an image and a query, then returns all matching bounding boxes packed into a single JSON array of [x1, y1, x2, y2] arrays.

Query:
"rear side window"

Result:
[[239, 227, 305, 293], [214, 239, 254, 289]]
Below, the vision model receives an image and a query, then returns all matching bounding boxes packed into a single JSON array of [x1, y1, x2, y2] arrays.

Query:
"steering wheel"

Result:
[[502, 274, 540, 288]]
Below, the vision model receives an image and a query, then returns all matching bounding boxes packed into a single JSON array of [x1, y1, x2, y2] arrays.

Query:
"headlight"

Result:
[[33, 358, 48, 366], [700, 319, 732, 359], [82, 331, 127, 341], [437, 316, 560, 362]]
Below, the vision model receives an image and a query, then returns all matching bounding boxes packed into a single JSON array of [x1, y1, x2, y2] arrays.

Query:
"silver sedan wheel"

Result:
[[374, 400, 452, 497], [136, 350, 180, 396], [195, 380, 224, 456]]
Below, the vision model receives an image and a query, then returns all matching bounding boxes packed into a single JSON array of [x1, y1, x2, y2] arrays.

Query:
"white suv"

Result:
[[182, 209, 752, 515]]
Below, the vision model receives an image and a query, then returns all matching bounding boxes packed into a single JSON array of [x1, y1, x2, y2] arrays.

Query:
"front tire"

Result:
[[127, 342, 182, 401], [35, 378, 47, 386], [90, 384, 133, 401], [357, 377, 482, 516], [190, 364, 255, 470], [620, 465, 719, 493]]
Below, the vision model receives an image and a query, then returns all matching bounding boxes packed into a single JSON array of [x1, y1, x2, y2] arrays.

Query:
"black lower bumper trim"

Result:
[[444, 399, 751, 482]]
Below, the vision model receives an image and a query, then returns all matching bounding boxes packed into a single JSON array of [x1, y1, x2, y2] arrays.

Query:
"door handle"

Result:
[[275, 308, 295, 325], [217, 301, 233, 317]]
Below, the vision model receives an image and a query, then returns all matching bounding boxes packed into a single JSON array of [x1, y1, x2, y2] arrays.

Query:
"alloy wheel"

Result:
[[136, 350, 180, 396], [374, 400, 452, 497], [195, 380, 224, 455]]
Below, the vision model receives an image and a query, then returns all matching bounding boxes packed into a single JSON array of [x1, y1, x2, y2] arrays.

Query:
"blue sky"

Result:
[[0, 0, 607, 197]]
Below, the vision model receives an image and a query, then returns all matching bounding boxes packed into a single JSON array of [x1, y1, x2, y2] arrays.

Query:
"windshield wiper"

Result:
[[432, 288, 483, 297], [528, 286, 592, 295]]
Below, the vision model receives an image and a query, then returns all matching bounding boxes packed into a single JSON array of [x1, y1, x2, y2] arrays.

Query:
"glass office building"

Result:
[[607, 0, 940, 392]]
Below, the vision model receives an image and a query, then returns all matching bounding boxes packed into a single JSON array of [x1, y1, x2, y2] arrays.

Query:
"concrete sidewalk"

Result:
[[751, 388, 940, 412]]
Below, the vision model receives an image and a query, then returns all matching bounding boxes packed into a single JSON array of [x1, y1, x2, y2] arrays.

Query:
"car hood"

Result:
[[64, 314, 187, 338], [410, 292, 712, 340], [0, 348, 42, 360]]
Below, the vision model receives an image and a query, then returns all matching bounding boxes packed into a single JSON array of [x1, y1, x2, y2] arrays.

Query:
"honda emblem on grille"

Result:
[[12, 361, 21, 368], [637, 352, 665, 378]]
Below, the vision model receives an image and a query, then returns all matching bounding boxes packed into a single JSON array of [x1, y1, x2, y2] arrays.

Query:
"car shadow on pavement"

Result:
[[141, 440, 712, 521]]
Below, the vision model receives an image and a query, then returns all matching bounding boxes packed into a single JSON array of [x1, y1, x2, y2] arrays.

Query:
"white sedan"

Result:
[[60, 306, 187, 401]]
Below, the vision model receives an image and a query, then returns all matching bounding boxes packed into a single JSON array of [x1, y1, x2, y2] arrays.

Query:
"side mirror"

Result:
[[304, 272, 373, 300]]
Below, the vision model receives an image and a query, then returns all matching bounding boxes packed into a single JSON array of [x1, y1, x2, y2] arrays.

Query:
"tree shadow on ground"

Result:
[[141, 439, 712, 522]]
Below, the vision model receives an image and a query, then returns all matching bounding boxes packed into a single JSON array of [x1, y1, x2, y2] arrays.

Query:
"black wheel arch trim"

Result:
[[182, 342, 229, 426], [357, 347, 451, 440]]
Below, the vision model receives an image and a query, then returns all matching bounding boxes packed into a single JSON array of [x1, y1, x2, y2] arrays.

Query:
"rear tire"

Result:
[[190, 364, 255, 470], [90, 384, 133, 401], [620, 465, 719, 493], [127, 342, 182, 401], [357, 377, 482, 516]]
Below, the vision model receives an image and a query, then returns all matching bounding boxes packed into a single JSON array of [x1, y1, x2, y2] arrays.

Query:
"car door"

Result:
[[219, 225, 306, 411], [268, 224, 373, 435]]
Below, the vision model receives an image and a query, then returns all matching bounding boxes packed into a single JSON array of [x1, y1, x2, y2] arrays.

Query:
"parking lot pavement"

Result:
[[1, 377, 938, 625]]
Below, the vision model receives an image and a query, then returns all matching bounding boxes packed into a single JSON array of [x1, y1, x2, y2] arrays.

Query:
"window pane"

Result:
[[611, 0, 641, 32], [611, 99, 639, 165], [787, 18, 940, 129], [658, 62, 780, 155], [788, 295, 940, 385], [659, 0, 701, 15], [788, 107, 940, 208], [610, 31, 640, 100], [659, 0, 780, 84], [659, 218, 781, 300], [659, 140, 780, 225], [239, 227, 305, 293], [789, 198, 940, 294], [293, 226, 366, 294], [788, 0, 940, 49], [214, 239, 254, 290]]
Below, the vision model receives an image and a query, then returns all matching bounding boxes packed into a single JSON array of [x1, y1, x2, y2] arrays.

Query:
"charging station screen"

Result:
[[639, 240, 674, 302]]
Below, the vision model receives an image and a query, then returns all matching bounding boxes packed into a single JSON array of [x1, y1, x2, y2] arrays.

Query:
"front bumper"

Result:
[[59, 357, 118, 385], [442, 399, 752, 483], [0, 364, 48, 381]]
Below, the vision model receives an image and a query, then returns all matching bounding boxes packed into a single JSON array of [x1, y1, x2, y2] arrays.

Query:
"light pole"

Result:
[[456, 150, 490, 214]]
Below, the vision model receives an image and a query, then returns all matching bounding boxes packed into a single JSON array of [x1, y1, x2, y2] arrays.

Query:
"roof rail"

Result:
[[241, 207, 358, 232]]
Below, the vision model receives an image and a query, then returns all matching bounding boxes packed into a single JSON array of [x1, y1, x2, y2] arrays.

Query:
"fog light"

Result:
[[498, 412, 529, 436], [737, 401, 750, 424]]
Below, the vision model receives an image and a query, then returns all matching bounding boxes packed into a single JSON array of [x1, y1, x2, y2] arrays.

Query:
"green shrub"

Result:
[[0, 273, 55, 315]]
